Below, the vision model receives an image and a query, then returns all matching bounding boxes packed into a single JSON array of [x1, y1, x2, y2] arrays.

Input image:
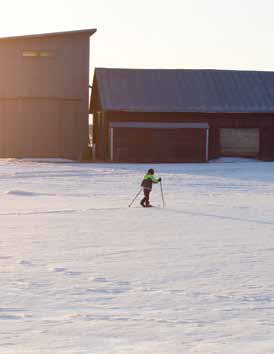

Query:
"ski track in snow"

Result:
[[1, 158, 274, 354], [0, 207, 274, 227]]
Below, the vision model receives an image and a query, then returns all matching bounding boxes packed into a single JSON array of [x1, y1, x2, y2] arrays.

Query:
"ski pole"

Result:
[[128, 189, 142, 208], [160, 181, 166, 208]]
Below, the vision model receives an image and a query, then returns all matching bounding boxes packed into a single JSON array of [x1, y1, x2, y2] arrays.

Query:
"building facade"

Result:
[[0, 29, 96, 159], [91, 68, 274, 162]]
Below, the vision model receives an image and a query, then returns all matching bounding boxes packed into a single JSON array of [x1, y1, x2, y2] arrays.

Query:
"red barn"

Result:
[[90, 68, 274, 162]]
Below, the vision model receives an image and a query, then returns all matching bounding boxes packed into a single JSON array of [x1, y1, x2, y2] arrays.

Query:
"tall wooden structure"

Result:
[[0, 29, 96, 159]]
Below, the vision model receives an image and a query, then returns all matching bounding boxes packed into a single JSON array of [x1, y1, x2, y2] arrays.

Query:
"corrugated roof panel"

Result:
[[93, 68, 274, 113]]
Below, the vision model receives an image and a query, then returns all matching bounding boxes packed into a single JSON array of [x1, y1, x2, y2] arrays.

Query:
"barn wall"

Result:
[[95, 111, 274, 161], [111, 127, 207, 162], [0, 33, 91, 159]]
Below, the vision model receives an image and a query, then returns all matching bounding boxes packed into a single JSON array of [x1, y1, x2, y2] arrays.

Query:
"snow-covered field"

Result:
[[1, 158, 274, 354]]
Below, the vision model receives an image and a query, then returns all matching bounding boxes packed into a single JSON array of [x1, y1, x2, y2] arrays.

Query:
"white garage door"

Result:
[[220, 128, 259, 157]]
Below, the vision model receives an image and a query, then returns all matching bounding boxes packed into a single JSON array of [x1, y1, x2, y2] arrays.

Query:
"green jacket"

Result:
[[141, 173, 160, 190]]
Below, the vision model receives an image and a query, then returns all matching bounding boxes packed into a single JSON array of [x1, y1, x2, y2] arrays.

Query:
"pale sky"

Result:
[[1, 0, 274, 74]]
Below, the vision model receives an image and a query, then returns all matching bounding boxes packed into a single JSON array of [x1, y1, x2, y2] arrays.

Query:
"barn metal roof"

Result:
[[92, 68, 274, 113], [0, 29, 97, 41]]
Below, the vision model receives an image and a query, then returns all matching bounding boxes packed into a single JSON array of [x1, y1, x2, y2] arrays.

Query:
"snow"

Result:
[[1, 158, 274, 354]]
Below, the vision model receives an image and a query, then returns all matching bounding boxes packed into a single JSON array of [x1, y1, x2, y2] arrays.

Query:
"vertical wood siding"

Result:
[[0, 33, 90, 159]]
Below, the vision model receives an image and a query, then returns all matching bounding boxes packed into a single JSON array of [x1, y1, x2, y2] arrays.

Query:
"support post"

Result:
[[109, 127, 114, 161], [205, 128, 209, 162]]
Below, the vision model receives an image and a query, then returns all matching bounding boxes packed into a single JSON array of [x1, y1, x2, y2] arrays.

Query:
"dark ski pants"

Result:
[[141, 189, 151, 207]]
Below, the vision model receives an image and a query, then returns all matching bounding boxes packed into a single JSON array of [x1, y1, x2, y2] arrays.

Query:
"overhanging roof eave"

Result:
[[0, 29, 97, 41], [98, 108, 274, 114]]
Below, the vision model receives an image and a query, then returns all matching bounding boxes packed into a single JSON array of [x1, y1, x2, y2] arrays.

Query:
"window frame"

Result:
[[22, 50, 56, 58]]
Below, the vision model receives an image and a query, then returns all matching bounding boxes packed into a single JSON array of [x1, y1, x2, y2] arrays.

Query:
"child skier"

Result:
[[140, 168, 161, 207]]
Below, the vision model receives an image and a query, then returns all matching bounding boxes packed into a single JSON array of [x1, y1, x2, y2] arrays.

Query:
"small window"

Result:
[[40, 51, 55, 57], [22, 51, 39, 57], [22, 50, 55, 58]]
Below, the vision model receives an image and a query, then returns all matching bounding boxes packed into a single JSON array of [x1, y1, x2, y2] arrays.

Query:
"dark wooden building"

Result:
[[90, 68, 274, 162]]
